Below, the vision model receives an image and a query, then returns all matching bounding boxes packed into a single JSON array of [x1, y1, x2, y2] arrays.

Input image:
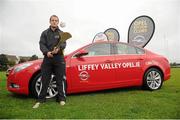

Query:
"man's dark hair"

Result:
[[49, 15, 59, 21]]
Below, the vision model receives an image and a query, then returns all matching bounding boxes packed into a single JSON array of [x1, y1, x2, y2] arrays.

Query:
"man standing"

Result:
[[33, 15, 66, 108]]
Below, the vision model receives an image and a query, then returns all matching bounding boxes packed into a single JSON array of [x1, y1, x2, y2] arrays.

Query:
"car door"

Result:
[[113, 43, 145, 85], [69, 43, 116, 92]]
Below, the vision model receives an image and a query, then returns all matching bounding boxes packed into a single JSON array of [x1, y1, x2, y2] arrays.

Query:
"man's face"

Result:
[[50, 16, 59, 28]]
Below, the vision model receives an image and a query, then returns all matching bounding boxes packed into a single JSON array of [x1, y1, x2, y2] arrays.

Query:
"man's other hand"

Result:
[[47, 52, 53, 58], [51, 47, 60, 54]]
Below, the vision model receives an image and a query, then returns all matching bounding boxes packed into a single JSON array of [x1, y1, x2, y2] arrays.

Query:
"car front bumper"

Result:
[[7, 69, 34, 95]]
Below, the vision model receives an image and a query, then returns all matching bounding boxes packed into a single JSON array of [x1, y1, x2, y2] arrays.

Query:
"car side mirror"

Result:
[[75, 50, 88, 58]]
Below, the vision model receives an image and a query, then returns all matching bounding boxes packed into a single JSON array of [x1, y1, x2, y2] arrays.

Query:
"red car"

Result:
[[7, 41, 171, 98]]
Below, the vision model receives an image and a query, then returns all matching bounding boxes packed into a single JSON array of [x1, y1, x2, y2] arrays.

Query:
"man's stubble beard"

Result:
[[51, 25, 58, 29]]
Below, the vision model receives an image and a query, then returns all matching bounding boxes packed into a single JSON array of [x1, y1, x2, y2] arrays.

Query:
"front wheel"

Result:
[[30, 73, 58, 98], [143, 68, 163, 90]]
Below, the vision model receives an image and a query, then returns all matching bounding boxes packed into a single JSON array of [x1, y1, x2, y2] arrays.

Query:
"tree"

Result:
[[0, 54, 9, 71], [19, 58, 27, 63], [29, 54, 38, 61]]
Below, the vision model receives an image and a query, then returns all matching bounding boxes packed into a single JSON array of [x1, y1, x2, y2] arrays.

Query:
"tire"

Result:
[[30, 73, 58, 98], [143, 68, 163, 90]]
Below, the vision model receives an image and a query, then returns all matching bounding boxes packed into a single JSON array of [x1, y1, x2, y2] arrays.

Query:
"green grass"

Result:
[[0, 68, 180, 119]]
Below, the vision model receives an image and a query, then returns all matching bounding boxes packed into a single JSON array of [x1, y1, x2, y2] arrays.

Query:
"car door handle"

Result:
[[104, 60, 112, 63], [137, 58, 144, 60]]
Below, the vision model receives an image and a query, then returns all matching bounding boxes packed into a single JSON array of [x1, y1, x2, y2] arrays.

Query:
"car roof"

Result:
[[92, 41, 143, 49]]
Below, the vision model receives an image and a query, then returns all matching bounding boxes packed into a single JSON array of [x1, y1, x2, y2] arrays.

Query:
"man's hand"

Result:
[[47, 52, 53, 58], [51, 47, 60, 55]]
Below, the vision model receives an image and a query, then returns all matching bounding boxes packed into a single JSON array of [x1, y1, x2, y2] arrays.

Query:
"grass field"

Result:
[[0, 68, 180, 119]]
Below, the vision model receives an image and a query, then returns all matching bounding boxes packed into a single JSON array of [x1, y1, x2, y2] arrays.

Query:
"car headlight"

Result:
[[14, 63, 33, 73]]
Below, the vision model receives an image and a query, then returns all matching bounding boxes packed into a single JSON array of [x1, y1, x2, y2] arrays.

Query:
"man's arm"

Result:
[[39, 31, 49, 55]]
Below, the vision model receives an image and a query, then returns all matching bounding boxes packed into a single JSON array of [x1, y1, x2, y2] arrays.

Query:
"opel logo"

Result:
[[79, 71, 90, 81]]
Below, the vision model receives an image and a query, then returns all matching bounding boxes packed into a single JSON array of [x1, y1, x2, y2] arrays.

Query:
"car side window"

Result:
[[115, 43, 137, 54], [85, 43, 111, 56]]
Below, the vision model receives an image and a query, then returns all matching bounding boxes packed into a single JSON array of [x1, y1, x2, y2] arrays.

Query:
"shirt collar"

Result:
[[49, 26, 60, 32]]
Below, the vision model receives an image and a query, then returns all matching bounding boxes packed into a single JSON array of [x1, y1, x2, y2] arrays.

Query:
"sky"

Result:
[[0, 0, 180, 62]]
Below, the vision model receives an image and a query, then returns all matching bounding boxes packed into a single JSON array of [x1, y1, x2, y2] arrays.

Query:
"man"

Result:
[[33, 15, 66, 109]]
